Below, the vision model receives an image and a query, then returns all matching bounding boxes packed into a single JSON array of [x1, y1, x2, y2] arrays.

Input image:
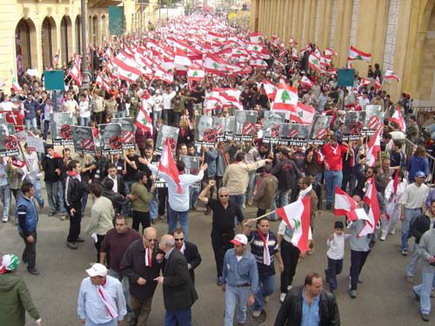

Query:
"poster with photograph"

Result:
[[234, 110, 258, 141], [363, 105, 384, 135], [182, 156, 201, 175], [263, 111, 285, 143], [156, 125, 179, 154], [280, 123, 311, 146], [51, 112, 74, 145], [194, 115, 221, 148], [112, 118, 136, 149], [72, 126, 96, 154], [151, 162, 167, 188], [309, 115, 332, 144], [98, 123, 123, 154], [25, 136, 45, 153], [0, 125, 19, 156], [342, 111, 366, 141], [223, 116, 235, 140]]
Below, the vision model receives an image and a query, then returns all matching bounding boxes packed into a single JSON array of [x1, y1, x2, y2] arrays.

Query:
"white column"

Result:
[[329, 0, 338, 48], [349, 0, 360, 45], [383, 0, 400, 70]]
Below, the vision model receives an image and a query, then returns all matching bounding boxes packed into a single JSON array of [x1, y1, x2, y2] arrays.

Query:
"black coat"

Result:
[[41, 156, 61, 182], [182, 241, 202, 284], [102, 175, 127, 196], [275, 286, 340, 326], [162, 248, 198, 311], [120, 239, 162, 299]]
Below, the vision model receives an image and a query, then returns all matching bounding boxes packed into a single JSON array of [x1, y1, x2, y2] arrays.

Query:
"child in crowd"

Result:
[[324, 221, 350, 292]]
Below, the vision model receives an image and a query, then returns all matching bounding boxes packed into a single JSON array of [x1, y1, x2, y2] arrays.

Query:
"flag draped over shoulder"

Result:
[[275, 197, 312, 253]]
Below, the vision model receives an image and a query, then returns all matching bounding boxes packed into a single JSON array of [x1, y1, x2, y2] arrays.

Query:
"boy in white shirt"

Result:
[[324, 221, 350, 292]]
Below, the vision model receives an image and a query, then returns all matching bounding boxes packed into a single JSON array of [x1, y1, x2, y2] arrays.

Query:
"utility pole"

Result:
[[80, 0, 90, 90]]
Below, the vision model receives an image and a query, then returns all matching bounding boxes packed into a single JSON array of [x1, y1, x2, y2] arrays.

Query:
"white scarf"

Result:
[[97, 284, 118, 320], [145, 247, 152, 267], [298, 185, 313, 200]]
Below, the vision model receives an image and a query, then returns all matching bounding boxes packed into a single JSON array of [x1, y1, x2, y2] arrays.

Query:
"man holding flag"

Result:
[[140, 138, 207, 240]]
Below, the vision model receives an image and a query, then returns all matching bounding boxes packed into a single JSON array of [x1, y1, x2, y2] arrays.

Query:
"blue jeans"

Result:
[[153, 111, 162, 128], [413, 270, 435, 314], [45, 181, 60, 214], [254, 274, 275, 311], [85, 319, 117, 326], [109, 269, 132, 314], [324, 170, 343, 205], [117, 110, 128, 118], [224, 285, 251, 326], [406, 242, 421, 277], [58, 180, 67, 213], [168, 205, 189, 240], [275, 189, 290, 208], [32, 179, 44, 208], [189, 186, 200, 209], [149, 192, 158, 220], [325, 257, 343, 291], [164, 307, 192, 326], [401, 208, 421, 251], [0, 184, 11, 218], [79, 116, 90, 126], [25, 118, 37, 131], [229, 194, 245, 212]]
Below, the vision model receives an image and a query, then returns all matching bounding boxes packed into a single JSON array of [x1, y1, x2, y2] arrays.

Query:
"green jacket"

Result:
[[131, 182, 153, 212], [0, 273, 40, 325]]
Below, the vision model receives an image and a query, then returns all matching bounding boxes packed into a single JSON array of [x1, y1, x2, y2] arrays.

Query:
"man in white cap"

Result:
[[77, 263, 127, 326], [222, 234, 259, 326]]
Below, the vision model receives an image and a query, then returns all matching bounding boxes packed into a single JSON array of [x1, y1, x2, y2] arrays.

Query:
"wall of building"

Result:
[[250, 0, 435, 106], [0, 0, 158, 91]]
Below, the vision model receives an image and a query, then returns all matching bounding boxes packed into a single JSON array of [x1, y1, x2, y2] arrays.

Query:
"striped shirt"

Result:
[[247, 230, 279, 276]]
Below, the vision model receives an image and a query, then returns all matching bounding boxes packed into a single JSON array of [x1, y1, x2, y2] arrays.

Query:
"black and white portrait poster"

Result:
[[309, 115, 332, 143], [72, 126, 96, 154], [223, 116, 235, 140], [280, 123, 311, 146], [263, 111, 285, 143], [342, 111, 366, 140], [112, 118, 136, 149], [98, 123, 123, 154], [234, 110, 258, 141], [0, 125, 19, 157], [363, 105, 383, 134], [194, 115, 220, 147], [156, 125, 179, 154], [51, 112, 74, 145]]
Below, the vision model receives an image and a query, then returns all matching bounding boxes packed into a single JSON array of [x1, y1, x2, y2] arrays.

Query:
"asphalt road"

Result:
[[0, 195, 431, 326]]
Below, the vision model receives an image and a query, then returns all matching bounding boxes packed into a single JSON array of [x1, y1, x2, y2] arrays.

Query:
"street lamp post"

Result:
[[81, 0, 90, 90]]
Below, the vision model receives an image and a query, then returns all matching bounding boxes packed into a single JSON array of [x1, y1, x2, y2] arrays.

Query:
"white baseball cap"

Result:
[[231, 234, 248, 246], [86, 263, 107, 277]]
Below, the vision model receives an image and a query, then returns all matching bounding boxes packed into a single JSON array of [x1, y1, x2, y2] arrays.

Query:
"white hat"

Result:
[[230, 234, 248, 246], [86, 263, 107, 277]]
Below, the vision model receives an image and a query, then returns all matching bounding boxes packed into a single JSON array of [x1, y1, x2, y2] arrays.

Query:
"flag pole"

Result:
[[242, 210, 277, 225]]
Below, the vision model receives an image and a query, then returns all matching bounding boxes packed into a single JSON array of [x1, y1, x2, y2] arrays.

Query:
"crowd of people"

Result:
[[0, 12, 434, 326]]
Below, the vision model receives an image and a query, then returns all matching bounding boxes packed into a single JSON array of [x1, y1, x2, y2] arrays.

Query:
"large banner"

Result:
[[98, 123, 123, 154], [72, 126, 96, 154], [112, 118, 136, 149], [109, 6, 125, 35], [363, 105, 383, 135], [234, 110, 258, 141], [342, 111, 366, 141], [156, 125, 179, 154], [51, 112, 74, 145]]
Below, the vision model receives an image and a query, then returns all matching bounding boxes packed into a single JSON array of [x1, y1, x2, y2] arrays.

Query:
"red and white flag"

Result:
[[249, 32, 263, 43], [375, 76, 382, 90], [276, 197, 312, 254], [111, 58, 141, 84], [390, 106, 406, 133], [187, 66, 205, 82], [334, 186, 358, 221], [384, 70, 400, 82], [158, 138, 182, 193], [308, 53, 321, 71], [360, 78, 371, 86], [272, 84, 298, 112], [324, 48, 337, 58], [347, 46, 371, 62], [69, 63, 82, 86], [366, 127, 382, 167], [300, 76, 314, 88], [289, 102, 315, 125], [262, 80, 277, 100], [135, 107, 153, 135], [174, 48, 192, 67], [359, 178, 381, 237], [289, 37, 298, 47]]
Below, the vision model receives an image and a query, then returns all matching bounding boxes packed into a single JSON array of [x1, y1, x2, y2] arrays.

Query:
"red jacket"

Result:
[[322, 143, 348, 171]]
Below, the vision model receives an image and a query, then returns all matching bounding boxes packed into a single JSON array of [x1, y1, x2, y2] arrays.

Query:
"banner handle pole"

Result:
[[242, 210, 276, 225]]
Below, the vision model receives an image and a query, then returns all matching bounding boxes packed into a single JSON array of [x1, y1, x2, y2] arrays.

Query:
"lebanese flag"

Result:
[[204, 55, 228, 75], [347, 46, 371, 62], [289, 102, 315, 124], [366, 127, 382, 167], [334, 186, 358, 221], [300, 76, 314, 88], [250, 59, 268, 68], [360, 78, 371, 86], [187, 66, 205, 82], [135, 107, 153, 135], [384, 70, 400, 82], [390, 107, 406, 133], [262, 80, 277, 100], [289, 37, 298, 47], [154, 67, 174, 84], [111, 58, 141, 83], [320, 56, 332, 67], [69, 63, 82, 86], [359, 178, 381, 237], [276, 197, 312, 253], [174, 48, 192, 67], [308, 53, 321, 71], [324, 48, 337, 57], [249, 32, 263, 43], [272, 84, 298, 112], [206, 31, 226, 43], [158, 138, 182, 193], [375, 76, 382, 90]]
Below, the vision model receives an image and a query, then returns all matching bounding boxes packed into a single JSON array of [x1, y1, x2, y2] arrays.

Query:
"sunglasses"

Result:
[[145, 238, 158, 242], [175, 238, 184, 242], [220, 195, 229, 198]]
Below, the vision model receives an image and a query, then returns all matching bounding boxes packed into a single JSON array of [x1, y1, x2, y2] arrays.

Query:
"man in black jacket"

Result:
[[121, 227, 163, 325], [155, 234, 198, 326], [407, 199, 435, 283], [41, 145, 62, 217], [275, 272, 340, 326], [64, 160, 88, 250], [173, 228, 202, 284]]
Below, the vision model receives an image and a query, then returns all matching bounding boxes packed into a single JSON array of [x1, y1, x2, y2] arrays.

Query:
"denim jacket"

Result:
[[16, 195, 38, 235], [222, 248, 259, 294]]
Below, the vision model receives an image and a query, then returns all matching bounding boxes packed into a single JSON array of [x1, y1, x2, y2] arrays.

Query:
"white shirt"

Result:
[[147, 163, 204, 212], [400, 183, 430, 209], [108, 174, 118, 193], [163, 91, 176, 110], [326, 233, 350, 260], [153, 95, 163, 112], [358, 96, 370, 108], [79, 100, 91, 118], [0, 101, 14, 111]]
